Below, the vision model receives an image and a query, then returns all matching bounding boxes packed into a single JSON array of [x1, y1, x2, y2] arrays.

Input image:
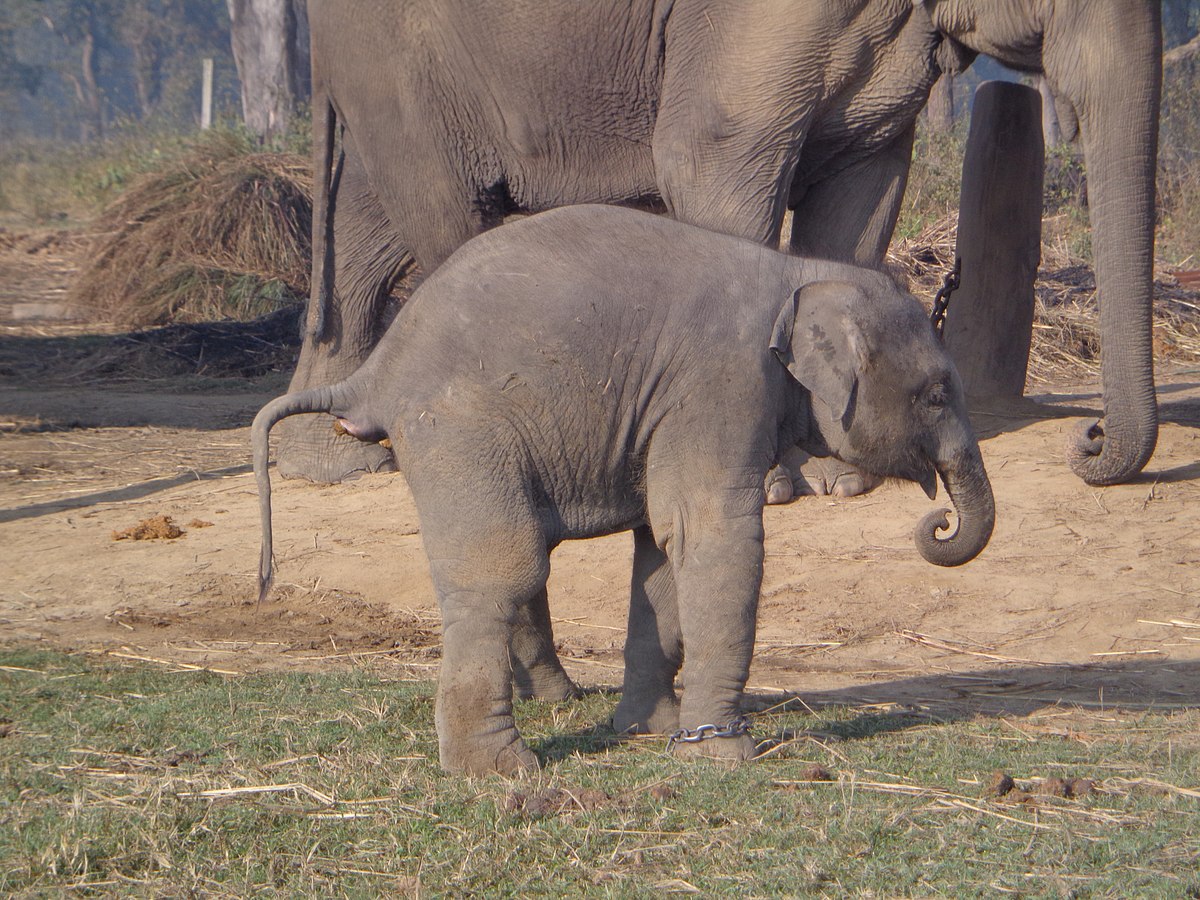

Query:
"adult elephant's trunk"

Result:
[[1051, 5, 1162, 485], [914, 444, 995, 567]]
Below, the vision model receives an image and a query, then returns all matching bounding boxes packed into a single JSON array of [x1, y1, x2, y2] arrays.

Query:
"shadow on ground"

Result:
[[530, 659, 1200, 764], [746, 658, 1200, 721]]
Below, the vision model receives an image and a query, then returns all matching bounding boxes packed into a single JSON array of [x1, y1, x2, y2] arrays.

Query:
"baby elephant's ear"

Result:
[[770, 281, 869, 425]]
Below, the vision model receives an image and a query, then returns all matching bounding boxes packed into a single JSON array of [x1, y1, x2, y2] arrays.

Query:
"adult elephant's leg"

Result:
[[651, 10, 809, 245], [613, 525, 682, 735], [510, 587, 580, 702], [277, 143, 413, 483], [788, 126, 914, 266], [766, 129, 914, 501]]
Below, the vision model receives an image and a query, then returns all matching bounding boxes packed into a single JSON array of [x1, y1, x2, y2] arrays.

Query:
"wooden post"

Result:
[[201, 58, 214, 129], [943, 81, 1044, 401]]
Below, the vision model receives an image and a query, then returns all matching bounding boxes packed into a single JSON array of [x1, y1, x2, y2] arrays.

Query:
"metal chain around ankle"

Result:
[[930, 256, 961, 341], [666, 716, 752, 750]]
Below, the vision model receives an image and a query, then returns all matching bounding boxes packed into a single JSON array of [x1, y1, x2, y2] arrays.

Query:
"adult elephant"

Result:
[[281, 0, 1161, 490]]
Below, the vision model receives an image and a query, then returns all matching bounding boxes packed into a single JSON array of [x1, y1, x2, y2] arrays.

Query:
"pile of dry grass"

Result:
[[71, 132, 312, 326], [890, 212, 1200, 386], [60, 138, 1199, 385]]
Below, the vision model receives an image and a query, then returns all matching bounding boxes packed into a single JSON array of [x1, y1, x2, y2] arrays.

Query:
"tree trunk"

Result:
[[78, 28, 103, 140], [226, 0, 310, 138]]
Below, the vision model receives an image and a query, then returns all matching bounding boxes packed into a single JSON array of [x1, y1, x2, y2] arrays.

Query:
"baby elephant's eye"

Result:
[[925, 383, 948, 409]]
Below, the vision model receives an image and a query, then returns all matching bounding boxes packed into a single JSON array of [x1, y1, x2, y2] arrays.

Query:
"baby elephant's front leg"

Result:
[[614, 526, 682, 735], [668, 510, 764, 764]]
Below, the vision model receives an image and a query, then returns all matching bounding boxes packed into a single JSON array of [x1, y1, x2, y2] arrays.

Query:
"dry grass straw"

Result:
[[889, 212, 1200, 386], [53, 132, 1200, 383], [71, 131, 312, 326]]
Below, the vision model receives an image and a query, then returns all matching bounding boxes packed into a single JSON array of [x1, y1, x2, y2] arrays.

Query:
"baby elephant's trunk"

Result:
[[252, 385, 339, 603], [914, 444, 995, 567]]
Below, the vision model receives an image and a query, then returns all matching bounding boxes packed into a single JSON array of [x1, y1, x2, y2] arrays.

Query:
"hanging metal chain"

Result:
[[666, 715, 752, 750], [930, 256, 962, 340]]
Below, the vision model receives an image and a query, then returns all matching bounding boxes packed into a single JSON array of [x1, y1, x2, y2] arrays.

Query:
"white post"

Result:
[[201, 58, 214, 129]]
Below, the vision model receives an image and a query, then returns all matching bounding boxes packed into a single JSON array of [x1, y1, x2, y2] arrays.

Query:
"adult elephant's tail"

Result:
[[305, 84, 337, 343]]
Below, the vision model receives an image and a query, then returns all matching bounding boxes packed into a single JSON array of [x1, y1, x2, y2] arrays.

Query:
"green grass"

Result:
[[2, 648, 1198, 897], [895, 124, 968, 243]]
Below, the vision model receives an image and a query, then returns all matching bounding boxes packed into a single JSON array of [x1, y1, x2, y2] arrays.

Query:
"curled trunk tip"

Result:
[[1067, 417, 1157, 486], [915, 507, 988, 567], [914, 453, 995, 566]]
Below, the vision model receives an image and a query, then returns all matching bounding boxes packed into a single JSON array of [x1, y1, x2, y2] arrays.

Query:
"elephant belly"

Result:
[[543, 480, 647, 545]]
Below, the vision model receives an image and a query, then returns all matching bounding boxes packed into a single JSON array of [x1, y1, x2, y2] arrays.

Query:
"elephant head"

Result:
[[926, 0, 1162, 485], [774, 280, 995, 566]]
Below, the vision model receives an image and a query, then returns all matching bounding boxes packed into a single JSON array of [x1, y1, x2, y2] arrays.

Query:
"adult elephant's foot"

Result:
[[613, 690, 680, 736], [764, 466, 795, 505], [764, 447, 882, 504], [276, 412, 396, 483]]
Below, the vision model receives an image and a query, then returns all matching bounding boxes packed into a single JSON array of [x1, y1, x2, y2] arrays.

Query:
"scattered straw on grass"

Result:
[[105, 649, 240, 677], [895, 629, 1078, 668]]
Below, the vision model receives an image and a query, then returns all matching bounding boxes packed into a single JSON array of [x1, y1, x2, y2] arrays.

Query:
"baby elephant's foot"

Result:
[[613, 692, 680, 736], [513, 666, 581, 702], [670, 732, 757, 765], [439, 730, 539, 777]]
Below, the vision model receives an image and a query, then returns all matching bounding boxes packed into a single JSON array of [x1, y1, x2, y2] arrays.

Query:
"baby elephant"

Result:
[[253, 204, 994, 775]]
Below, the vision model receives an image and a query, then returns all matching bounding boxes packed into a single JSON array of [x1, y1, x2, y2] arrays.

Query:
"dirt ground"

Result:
[[3, 230, 1199, 724]]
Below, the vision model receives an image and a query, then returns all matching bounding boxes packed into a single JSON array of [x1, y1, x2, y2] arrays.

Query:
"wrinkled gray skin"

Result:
[[283, 0, 1160, 494], [254, 206, 995, 775]]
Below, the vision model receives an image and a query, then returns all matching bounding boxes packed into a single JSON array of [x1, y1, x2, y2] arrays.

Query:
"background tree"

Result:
[[0, 0, 234, 140], [116, 0, 231, 122], [225, 0, 308, 139], [0, 12, 44, 138], [1163, 0, 1199, 46], [36, 0, 117, 140]]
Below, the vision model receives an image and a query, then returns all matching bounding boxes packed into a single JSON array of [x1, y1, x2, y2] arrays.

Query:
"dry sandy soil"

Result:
[[2, 230, 1199, 726]]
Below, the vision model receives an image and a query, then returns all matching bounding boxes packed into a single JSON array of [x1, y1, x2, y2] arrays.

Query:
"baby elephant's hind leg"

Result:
[[511, 587, 580, 701], [420, 508, 550, 776]]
